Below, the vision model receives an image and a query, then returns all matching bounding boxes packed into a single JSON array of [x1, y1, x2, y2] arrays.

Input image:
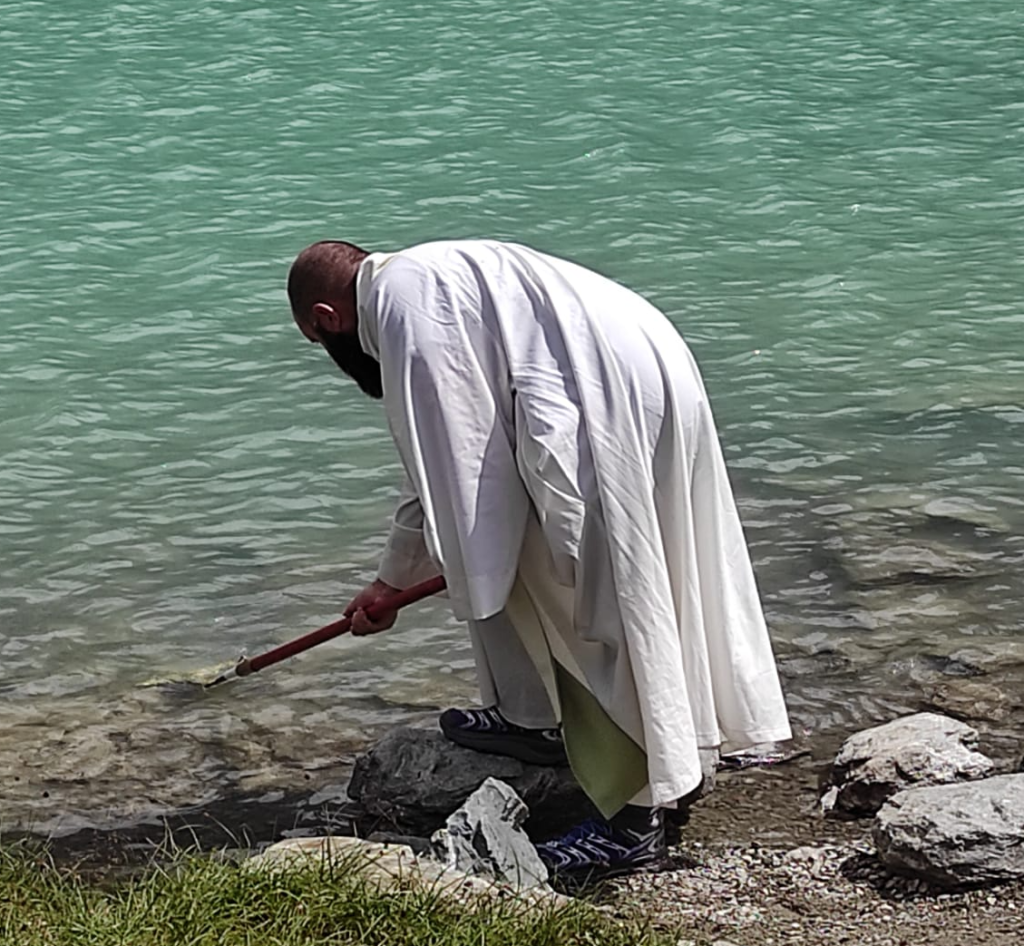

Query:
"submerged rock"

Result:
[[921, 679, 1020, 725], [821, 712, 994, 817], [0, 693, 361, 838], [815, 506, 1006, 617], [431, 777, 548, 888], [829, 534, 999, 588], [873, 775, 1024, 889], [914, 496, 1012, 534]]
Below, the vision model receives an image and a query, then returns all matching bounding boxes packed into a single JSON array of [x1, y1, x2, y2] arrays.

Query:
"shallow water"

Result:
[[2, 0, 1022, 831]]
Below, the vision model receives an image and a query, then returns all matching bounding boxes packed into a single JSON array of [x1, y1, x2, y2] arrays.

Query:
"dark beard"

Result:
[[319, 329, 383, 399]]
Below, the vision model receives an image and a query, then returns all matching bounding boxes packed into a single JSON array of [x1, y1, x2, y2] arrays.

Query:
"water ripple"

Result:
[[1, 0, 1022, 827]]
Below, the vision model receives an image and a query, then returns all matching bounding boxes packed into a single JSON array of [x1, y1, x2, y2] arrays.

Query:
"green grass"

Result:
[[0, 843, 677, 946]]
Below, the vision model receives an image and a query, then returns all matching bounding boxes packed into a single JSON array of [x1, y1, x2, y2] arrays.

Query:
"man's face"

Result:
[[317, 327, 384, 400], [295, 299, 384, 400]]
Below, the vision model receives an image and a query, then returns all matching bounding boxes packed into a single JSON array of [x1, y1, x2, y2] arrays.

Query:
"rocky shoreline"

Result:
[[601, 739, 1024, 944], [11, 711, 1022, 945]]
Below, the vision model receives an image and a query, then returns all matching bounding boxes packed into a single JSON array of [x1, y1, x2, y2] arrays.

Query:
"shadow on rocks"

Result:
[[839, 850, 940, 901]]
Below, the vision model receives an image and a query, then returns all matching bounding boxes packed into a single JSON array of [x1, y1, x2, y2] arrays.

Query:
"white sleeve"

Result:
[[377, 477, 443, 589], [372, 256, 530, 621]]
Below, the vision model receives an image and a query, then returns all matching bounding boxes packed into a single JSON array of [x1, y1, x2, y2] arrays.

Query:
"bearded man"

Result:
[[286, 238, 791, 880]]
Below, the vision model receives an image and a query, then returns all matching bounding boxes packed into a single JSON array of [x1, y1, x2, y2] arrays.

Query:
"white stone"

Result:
[[432, 777, 549, 889], [822, 713, 994, 817], [247, 835, 567, 908]]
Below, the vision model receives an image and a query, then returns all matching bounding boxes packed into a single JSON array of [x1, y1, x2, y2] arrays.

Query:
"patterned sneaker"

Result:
[[438, 706, 567, 766], [535, 806, 668, 884]]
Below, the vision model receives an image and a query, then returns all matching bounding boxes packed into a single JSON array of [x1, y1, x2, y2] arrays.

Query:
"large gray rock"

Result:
[[432, 778, 548, 889], [821, 713, 994, 817], [348, 728, 596, 837], [873, 775, 1024, 889]]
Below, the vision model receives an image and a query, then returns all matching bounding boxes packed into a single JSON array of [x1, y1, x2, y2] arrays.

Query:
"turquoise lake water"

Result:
[[1, 0, 1022, 830]]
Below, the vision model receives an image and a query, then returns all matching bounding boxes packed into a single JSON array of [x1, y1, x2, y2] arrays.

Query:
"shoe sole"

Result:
[[547, 855, 673, 894], [440, 721, 568, 767]]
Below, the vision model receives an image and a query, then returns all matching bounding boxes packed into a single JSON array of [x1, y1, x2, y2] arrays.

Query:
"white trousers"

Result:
[[467, 607, 658, 809], [467, 609, 559, 730]]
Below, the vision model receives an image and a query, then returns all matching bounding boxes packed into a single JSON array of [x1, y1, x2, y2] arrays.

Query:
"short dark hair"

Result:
[[287, 240, 369, 318]]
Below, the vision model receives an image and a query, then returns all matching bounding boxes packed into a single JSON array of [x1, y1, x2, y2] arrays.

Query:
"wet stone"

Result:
[[920, 679, 1021, 726], [829, 534, 1000, 588], [0, 694, 360, 838], [816, 503, 1006, 600], [830, 487, 1012, 536]]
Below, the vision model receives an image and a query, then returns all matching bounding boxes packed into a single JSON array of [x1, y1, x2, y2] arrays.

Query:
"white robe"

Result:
[[357, 240, 791, 807]]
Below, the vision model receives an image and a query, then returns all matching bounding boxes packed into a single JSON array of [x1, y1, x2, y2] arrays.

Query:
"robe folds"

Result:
[[356, 240, 792, 809]]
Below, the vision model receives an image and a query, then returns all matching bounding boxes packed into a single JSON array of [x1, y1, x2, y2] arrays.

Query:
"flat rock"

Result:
[[431, 777, 548, 888], [347, 727, 596, 838], [873, 774, 1024, 888], [920, 679, 1021, 725], [250, 834, 421, 879], [247, 835, 566, 907], [365, 831, 433, 855], [821, 712, 995, 817], [943, 641, 1024, 674]]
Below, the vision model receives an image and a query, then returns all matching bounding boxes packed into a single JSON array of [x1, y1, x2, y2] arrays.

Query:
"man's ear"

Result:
[[311, 301, 343, 333]]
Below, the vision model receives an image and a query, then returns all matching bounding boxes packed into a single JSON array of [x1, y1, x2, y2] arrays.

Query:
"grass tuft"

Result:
[[0, 842, 676, 946]]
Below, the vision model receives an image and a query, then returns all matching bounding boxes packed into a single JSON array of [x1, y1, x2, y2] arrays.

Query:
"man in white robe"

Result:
[[286, 238, 791, 879]]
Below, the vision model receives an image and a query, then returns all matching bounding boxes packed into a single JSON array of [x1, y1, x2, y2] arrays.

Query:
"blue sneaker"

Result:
[[535, 806, 668, 883], [439, 706, 567, 766]]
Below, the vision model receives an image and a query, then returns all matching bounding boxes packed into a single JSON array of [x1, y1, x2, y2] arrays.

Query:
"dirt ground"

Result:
[[602, 746, 1023, 946]]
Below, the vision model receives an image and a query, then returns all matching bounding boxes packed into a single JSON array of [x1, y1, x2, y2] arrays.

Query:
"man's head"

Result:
[[287, 240, 382, 399]]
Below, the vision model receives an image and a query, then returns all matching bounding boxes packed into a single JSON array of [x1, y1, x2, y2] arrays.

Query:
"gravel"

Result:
[[594, 752, 1024, 946], [605, 840, 1023, 944]]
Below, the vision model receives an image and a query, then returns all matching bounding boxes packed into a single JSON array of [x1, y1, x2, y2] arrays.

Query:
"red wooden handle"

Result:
[[240, 575, 446, 676]]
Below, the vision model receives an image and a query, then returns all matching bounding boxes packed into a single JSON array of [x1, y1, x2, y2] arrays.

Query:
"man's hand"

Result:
[[345, 578, 403, 636]]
